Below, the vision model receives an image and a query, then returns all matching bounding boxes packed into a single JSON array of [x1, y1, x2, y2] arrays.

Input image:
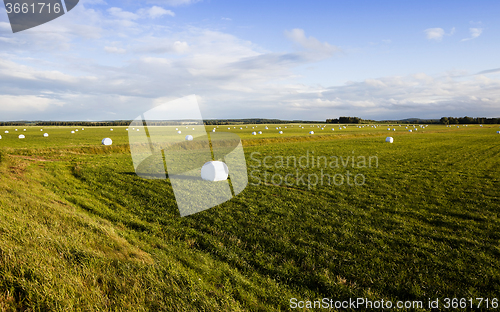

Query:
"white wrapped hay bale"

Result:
[[252, 131, 257, 135], [386, 137, 394, 143], [177, 130, 182, 134], [212, 129, 216, 132], [18, 134, 25, 139], [201, 161, 229, 182], [71, 131, 75, 134], [102, 138, 112, 146], [43, 133, 49, 137], [4, 131, 8, 133], [258, 131, 262, 134], [185, 135, 193, 141], [279, 131, 283, 134], [409, 130, 412, 132], [309, 131, 314, 134]]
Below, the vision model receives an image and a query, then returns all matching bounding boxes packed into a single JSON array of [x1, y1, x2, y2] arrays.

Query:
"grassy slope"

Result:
[[0, 125, 499, 311]]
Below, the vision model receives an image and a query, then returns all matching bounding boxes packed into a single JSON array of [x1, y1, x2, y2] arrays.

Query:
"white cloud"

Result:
[[107, 7, 140, 20], [0, 95, 64, 112], [285, 29, 338, 53], [104, 46, 127, 54], [461, 28, 483, 41], [141, 6, 175, 18], [425, 27, 455, 41], [425, 28, 445, 41], [284, 28, 339, 61]]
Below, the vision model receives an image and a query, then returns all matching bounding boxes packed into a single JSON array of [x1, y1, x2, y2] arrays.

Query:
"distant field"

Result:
[[1, 124, 500, 311]]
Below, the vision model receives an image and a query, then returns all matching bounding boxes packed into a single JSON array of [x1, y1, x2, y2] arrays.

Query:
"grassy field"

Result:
[[1, 123, 499, 311]]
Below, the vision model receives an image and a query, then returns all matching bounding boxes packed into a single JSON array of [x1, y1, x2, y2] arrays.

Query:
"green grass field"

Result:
[[1, 124, 499, 311]]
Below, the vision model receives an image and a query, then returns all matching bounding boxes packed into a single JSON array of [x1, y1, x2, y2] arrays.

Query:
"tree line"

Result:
[[439, 117, 500, 125], [326, 117, 366, 124]]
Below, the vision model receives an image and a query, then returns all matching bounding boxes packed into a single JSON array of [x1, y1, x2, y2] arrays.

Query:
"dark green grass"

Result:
[[1, 124, 500, 311]]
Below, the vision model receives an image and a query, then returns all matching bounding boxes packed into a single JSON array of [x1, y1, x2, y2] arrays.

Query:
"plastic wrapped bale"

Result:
[[110, 129, 113, 131], [279, 131, 283, 134], [43, 133, 49, 137], [212, 129, 216, 132], [18, 135, 25, 139], [201, 161, 229, 182], [102, 138, 112, 146], [409, 130, 412, 132], [331, 128, 335, 131], [309, 131, 314, 134], [185, 135, 194, 141], [4, 131, 8, 133], [497, 131, 500, 134], [252, 132, 257, 135], [258, 131, 262, 134], [177, 130, 182, 134], [71, 131, 75, 134], [386, 137, 394, 143]]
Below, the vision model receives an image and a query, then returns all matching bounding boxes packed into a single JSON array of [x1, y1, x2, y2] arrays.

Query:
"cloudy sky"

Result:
[[1, 0, 500, 121]]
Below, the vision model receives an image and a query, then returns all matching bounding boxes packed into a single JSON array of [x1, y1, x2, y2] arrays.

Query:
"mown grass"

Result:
[[0, 124, 499, 311]]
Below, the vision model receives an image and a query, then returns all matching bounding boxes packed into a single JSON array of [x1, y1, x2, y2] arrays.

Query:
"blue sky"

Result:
[[1, 0, 500, 121]]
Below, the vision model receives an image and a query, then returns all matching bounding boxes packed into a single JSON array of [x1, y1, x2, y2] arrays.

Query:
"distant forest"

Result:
[[328, 116, 500, 125], [0, 119, 319, 127], [439, 117, 500, 125], [0, 116, 498, 126]]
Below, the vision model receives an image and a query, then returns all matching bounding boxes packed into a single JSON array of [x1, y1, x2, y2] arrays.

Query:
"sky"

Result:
[[1, 0, 500, 121]]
